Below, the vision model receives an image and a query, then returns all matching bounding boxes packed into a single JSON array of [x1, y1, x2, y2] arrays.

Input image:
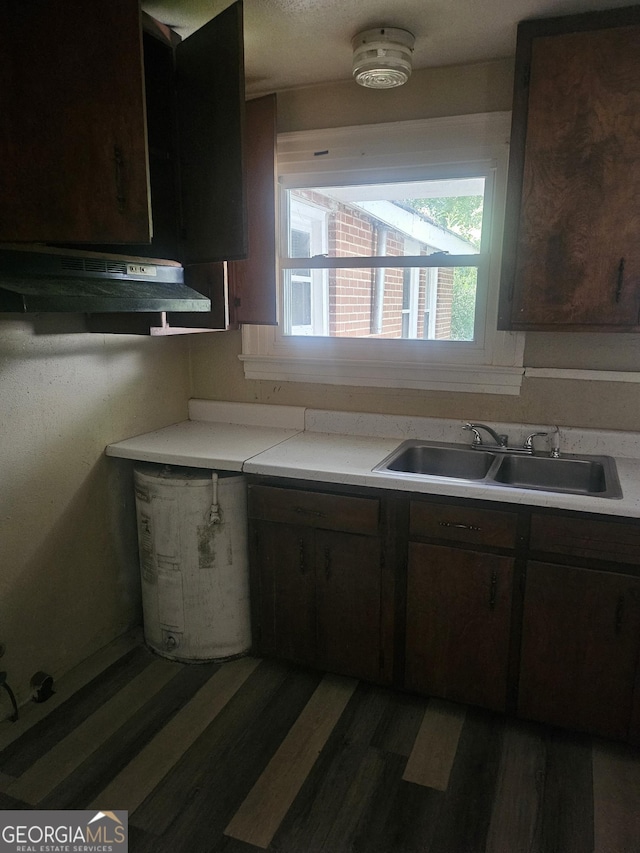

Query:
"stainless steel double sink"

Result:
[[373, 440, 623, 499]]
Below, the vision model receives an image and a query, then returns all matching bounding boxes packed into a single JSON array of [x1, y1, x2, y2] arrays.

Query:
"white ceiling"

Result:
[[142, 0, 639, 95]]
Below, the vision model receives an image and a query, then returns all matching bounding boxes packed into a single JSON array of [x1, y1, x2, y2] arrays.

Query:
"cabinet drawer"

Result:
[[531, 514, 640, 565], [248, 485, 379, 535], [410, 501, 518, 549]]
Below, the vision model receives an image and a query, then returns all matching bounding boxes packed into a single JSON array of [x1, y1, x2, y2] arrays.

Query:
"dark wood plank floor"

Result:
[[0, 632, 638, 853]]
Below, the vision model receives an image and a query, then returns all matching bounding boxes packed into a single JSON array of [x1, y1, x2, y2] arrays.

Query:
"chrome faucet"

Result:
[[464, 422, 557, 455], [463, 422, 508, 448]]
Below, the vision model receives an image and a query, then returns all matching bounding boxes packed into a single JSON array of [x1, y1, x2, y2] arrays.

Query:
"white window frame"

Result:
[[402, 237, 420, 340], [423, 263, 438, 340], [286, 198, 329, 336], [241, 113, 525, 395]]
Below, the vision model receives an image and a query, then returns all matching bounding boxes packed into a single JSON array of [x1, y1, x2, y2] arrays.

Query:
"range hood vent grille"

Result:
[[60, 257, 85, 272], [59, 257, 131, 276]]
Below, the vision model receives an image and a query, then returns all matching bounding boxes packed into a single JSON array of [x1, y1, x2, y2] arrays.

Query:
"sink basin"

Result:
[[492, 453, 622, 498], [381, 443, 495, 480], [373, 440, 623, 499]]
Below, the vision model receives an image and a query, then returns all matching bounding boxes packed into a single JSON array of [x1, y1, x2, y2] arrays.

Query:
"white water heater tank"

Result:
[[133, 463, 251, 662]]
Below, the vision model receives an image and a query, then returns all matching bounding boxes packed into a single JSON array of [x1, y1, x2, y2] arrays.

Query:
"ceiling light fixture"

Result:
[[351, 27, 415, 89]]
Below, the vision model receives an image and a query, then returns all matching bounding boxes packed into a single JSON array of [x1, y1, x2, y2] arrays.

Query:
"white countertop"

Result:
[[106, 400, 640, 519], [105, 420, 302, 471], [243, 429, 640, 518], [105, 399, 304, 470]]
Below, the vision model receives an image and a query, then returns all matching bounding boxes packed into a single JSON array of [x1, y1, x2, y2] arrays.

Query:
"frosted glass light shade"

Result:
[[352, 27, 415, 89]]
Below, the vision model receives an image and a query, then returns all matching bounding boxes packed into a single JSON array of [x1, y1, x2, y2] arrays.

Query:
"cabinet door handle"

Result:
[[298, 539, 306, 574], [615, 595, 625, 634], [439, 521, 481, 532], [294, 506, 326, 519], [113, 145, 126, 213], [489, 570, 498, 610], [615, 257, 625, 303], [324, 547, 332, 580]]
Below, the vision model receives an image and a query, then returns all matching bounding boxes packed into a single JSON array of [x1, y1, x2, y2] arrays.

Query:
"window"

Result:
[[241, 113, 525, 395]]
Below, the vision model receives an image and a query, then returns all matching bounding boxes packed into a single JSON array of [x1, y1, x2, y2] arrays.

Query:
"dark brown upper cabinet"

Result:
[[88, 91, 278, 335], [499, 6, 640, 331], [0, 0, 150, 245], [164, 93, 278, 332], [0, 0, 246, 267]]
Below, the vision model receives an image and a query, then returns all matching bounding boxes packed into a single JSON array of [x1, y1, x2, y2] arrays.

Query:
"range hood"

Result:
[[0, 246, 211, 313]]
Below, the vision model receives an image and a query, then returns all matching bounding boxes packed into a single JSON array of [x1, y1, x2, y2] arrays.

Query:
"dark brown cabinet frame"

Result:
[[247, 475, 640, 743], [0, 0, 246, 264], [247, 480, 398, 685], [1, 1, 278, 334], [0, 0, 150, 245], [499, 5, 640, 331]]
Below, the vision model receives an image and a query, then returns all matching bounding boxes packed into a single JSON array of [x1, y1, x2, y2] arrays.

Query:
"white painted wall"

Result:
[[190, 58, 640, 434], [0, 315, 191, 707]]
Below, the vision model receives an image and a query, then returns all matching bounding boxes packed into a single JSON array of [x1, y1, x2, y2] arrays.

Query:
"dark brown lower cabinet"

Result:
[[518, 561, 640, 740], [405, 542, 514, 711], [248, 484, 387, 683], [248, 480, 640, 743], [252, 522, 316, 666]]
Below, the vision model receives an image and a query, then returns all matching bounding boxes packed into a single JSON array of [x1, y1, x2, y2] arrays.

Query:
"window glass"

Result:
[[282, 177, 485, 341]]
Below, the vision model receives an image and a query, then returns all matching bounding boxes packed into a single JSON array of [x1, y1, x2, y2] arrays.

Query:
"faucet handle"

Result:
[[523, 431, 548, 452], [462, 423, 483, 446]]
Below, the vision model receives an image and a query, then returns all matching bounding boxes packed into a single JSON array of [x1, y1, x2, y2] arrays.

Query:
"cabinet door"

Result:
[[251, 521, 315, 666], [176, 1, 246, 265], [167, 92, 278, 330], [0, 0, 151, 244], [405, 542, 514, 711], [315, 530, 383, 682], [228, 94, 278, 326], [519, 561, 640, 739], [500, 10, 640, 330]]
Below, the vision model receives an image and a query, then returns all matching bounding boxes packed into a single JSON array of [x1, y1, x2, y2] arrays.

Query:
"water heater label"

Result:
[[127, 263, 157, 277]]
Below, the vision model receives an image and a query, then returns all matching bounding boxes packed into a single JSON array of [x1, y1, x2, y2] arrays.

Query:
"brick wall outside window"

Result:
[[292, 192, 454, 338], [435, 269, 453, 340]]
